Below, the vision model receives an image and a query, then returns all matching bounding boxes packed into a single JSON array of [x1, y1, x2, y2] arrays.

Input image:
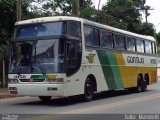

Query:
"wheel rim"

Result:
[[137, 77, 142, 92], [137, 84, 142, 92], [85, 82, 93, 100], [86, 84, 92, 98], [143, 80, 147, 91]]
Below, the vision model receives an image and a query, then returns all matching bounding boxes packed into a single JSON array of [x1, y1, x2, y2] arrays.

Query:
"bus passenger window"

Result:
[[115, 34, 125, 50], [67, 21, 81, 37], [136, 39, 144, 53], [126, 37, 135, 52], [152, 42, 156, 54], [84, 26, 99, 47], [84, 26, 93, 46], [100, 31, 113, 49], [145, 41, 152, 54], [93, 29, 100, 47]]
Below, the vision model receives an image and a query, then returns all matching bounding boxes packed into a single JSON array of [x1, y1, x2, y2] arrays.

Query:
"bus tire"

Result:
[[142, 79, 147, 92], [39, 96, 51, 102], [142, 74, 149, 92], [136, 76, 143, 93], [84, 78, 94, 102]]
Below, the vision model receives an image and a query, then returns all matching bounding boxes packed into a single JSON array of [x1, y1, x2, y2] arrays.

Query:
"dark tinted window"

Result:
[[67, 21, 81, 37], [66, 40, 82, 76], [16, 22, 64, 38], [145, 41, 152, 54], [100, 30, 113, 49], [84, 26, 93, 46], [126, 37, 135, 52], [115, 34, 125, 50], [136, 39, 144, 53], [93, 29, 100, 46], [84, 26, 99, 47], [152, 42, 156, 54]]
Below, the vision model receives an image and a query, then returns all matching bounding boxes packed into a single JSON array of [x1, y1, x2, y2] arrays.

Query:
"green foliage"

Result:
[[0, 0, 44, 46], [102, 0, 143, 31], [99, 0, 155, 38], [139, 22, 155, 36], [0, 0, 16, 44], [40, 0, 93, 16]]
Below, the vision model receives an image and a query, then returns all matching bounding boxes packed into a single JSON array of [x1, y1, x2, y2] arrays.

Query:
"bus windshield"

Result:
[[9, 39, 65, 74], [15, 22, 65, 38]]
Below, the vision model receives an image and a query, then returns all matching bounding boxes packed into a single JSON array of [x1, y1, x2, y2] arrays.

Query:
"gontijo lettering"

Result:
[[127, 56, 144, 64]]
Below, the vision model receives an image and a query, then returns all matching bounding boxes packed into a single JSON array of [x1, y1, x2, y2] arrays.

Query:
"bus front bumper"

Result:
[[8, 84, 64, 97]]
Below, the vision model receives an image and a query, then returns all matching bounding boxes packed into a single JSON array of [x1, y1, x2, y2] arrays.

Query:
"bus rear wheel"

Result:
[[136, 75, 148, 93], [39, 96, 52, 102], [84, 78, 94, 102], [142, 79, 147, 92]]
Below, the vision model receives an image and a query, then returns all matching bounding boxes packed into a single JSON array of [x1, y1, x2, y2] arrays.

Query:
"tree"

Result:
[[0, 0, 16, 45], [99, 0, 156, 37], [0, 0, 44, 87], [139, 22, 155, 36], [39, 0, 93, 17], [0, 0, 41, 45], [101, 0, 144, 31]]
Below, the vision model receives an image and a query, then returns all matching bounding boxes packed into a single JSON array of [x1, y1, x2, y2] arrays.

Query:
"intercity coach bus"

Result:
[[8, 16, 157, 102]]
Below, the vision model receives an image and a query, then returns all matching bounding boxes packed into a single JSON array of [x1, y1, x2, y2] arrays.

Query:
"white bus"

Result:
[[8, 16, 157, 102]]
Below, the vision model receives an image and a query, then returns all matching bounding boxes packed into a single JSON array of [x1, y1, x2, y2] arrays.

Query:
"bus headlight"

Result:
[[46, 78, 64, 84], [8, 79, 19, 83], [47, 79, 56, 83]]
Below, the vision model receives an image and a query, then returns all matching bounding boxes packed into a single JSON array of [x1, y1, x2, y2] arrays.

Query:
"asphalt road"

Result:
[[0, 70, 160, 120]]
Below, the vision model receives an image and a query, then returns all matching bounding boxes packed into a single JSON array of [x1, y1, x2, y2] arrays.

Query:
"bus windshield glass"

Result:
[[15, 22, 65, 38], [9, 39, 65, 74]]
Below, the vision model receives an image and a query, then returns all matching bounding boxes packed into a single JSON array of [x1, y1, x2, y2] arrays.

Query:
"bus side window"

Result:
[[84, 26, 99, 47], [66, 40, 82, 76], [136, 39, 144, 53], [84, 26, 93, 46], [93, 29, 100, 47], [114, 34, 125, 50], [100, 30, 113, 49], [126, 37, 136, 52], [145, 40, 152, 54], [67, 21, 81, 37], [152, 42, 156, 54]]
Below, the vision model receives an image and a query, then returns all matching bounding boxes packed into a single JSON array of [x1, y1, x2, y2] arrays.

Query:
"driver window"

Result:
[[66, 40, 82, 76]]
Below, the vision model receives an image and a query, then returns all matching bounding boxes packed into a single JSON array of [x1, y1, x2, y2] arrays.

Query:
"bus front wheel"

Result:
[[39, 96, 52, 102], [84, 78, 94, 102]]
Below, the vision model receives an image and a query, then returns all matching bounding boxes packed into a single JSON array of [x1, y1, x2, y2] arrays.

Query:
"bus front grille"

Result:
[[20, 79, 45, 82], [19, 79, 30, 82], [32, 79, 45, 82]]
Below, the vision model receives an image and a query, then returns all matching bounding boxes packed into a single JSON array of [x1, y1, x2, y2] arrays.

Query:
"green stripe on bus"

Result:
[[30, 75, 48, 79], [97, 50, 123, 90], [108, 52, 123, 89]]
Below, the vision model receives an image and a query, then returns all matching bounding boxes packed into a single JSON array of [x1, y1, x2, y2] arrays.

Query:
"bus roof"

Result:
[[15, 16, 81, 25], [15, 16, 155, 42]]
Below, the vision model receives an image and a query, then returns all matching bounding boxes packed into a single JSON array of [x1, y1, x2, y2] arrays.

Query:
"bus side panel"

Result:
[[115, 53, 137, 88], [63, 50, 109, 96], [116, 53, 157, 88], [97, 50, 124, 90]]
